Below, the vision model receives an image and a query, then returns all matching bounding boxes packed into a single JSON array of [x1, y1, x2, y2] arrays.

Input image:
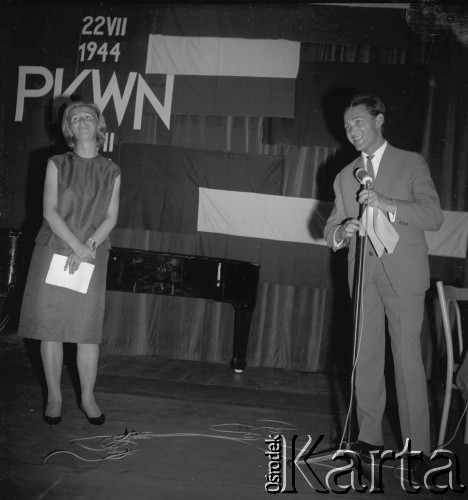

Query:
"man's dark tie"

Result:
[[366, 155, 375, 187]]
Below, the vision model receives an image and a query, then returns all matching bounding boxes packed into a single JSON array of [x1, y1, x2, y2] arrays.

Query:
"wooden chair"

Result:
[[436, 280, 468, 447]]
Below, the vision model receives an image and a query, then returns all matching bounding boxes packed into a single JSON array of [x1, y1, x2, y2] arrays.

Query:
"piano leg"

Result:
[[231, 305, 253, 373]]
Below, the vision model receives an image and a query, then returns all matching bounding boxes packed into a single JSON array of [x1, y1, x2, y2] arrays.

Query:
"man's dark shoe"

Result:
[[411, 454, 435, 489], [397, 453, 434, 490], [412, 457, 431, 484], [348, 440, 384, 461], [348, 440, 384, 464]]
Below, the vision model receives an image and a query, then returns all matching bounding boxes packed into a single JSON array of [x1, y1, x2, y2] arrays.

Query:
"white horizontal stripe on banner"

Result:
[[146, 35, 300, 78], [425, 210, 468, 259], [197, 188, 468, 258], [198, 188, 326, 245]]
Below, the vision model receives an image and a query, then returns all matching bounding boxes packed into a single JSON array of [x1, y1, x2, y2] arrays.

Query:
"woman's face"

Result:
[[69, 106, 98, 142]]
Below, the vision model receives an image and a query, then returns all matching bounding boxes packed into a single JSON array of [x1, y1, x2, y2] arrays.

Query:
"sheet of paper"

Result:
[[45, 254, 95, 294], [362, 207, 399, 258]]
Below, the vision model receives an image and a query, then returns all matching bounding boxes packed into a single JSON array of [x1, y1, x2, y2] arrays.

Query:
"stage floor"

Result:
[[1, 327, 467, 499]]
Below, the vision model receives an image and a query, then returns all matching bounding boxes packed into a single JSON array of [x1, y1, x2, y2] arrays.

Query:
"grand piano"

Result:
[[106, 247, 261, 372]]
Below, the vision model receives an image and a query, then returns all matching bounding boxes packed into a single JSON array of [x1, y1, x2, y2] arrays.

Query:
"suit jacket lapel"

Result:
[[373, 144, 394, 190], [353, 157, 363, 185]]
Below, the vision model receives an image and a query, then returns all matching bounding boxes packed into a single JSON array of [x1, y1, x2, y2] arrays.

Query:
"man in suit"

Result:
[[324, 95, 444, 478]]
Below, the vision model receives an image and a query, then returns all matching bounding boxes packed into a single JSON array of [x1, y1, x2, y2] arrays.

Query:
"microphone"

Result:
[[354, 167, 372, 220], [354, 167, 372, 187]]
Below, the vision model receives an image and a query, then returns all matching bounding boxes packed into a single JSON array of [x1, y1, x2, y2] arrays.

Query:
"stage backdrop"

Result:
[[1, 3, 467, 373]]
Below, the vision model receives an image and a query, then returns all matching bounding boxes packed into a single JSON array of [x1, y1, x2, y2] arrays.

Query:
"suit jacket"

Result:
[[324, 144, 444, 296]]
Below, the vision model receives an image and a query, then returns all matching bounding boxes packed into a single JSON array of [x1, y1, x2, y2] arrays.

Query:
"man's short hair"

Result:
[[346, 94, 386, 118]]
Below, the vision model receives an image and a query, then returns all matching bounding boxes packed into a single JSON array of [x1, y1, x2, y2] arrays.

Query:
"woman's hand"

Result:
[[64, 253, 82, 274], [72, 242, 96, 262]]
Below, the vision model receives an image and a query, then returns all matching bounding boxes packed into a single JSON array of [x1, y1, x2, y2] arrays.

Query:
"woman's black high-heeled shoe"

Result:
[[80, 404, 105, 425], [43, 414, 62, 425]]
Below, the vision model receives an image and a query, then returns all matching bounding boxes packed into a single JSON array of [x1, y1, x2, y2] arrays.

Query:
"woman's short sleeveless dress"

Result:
[[17, 152, 121, 344]]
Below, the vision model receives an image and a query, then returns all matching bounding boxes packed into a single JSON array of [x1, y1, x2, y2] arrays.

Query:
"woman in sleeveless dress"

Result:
[[18, 101, 121, 425]]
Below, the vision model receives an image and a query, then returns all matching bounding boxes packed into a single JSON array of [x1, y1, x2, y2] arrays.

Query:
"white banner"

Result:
[[146, 35, 300, 78], [198, 188, 468, 258]]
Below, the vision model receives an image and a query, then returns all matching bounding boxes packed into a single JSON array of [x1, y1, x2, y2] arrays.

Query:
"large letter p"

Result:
[[15, 66, 53, 121]]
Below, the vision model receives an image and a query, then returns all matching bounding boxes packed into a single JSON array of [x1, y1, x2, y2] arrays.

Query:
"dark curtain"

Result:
[[2, 5, 466, 372], [423, 40, 468, 212], [107, 31, 467, 373]]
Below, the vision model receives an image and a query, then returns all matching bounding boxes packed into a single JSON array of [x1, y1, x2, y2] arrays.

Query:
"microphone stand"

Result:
[[305, 184, 370, 465]]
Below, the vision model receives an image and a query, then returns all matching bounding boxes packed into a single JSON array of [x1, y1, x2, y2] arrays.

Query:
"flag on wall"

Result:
[[117, 143, 284, 233], [116, 143, 333, 289], [145, 35, 300, 117], [116, 143, 468, 289]]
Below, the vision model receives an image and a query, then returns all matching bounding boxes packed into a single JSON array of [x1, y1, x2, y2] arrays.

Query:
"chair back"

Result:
[[435, 281, 468, 447]]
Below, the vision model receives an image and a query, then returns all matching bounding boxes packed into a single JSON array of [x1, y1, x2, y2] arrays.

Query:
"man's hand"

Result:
[[336, 218, 362, 241], [358, 188, 396, 213]]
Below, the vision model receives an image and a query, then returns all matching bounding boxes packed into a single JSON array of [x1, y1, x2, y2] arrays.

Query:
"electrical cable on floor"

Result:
[[310, 399, 468, 479], [437, 399, 468, 450], [43, 419, 299, 466], [390, 403, 468, 484]]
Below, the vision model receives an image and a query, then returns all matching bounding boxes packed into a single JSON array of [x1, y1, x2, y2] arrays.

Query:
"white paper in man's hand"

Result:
[[45, 254, 95, 294]]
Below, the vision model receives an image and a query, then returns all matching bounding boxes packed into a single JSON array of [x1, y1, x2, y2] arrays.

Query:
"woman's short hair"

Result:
[[62, 101, 107, 149], [346, 94, 386, 118]]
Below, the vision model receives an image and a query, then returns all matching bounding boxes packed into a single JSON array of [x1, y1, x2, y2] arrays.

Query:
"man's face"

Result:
[[344, 104, 384, 155]]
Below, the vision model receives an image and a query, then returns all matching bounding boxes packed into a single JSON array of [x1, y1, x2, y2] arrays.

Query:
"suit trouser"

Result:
[[354, 255, 430, 455]]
